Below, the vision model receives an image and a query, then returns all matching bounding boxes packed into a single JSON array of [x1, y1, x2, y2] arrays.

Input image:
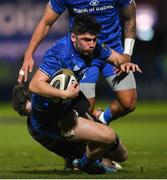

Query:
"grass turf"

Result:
[[0, 101, 167, 178]]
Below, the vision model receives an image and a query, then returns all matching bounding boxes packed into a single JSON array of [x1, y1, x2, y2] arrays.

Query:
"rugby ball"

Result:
[[50, 69, 77, 103]]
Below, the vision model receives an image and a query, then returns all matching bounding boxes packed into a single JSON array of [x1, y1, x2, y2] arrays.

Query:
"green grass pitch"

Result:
[[0, 101, 167, 178]]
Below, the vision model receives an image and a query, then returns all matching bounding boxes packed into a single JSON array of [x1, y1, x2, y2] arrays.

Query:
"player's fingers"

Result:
[[69, 83, 79, 93], [29, 61, 34, 72], [131, 64, 141, 73], [120, 65, 126, 72], [72, 82, 78, 87], [136, 65, 142, 73], [114, 67, 120, 74], [18, 67, 29, 82], [23, 67, 28, 82], [117, 71, 122, 76], [17, 69, 25, 83], [115, 69, 123, 76], [74, 84, 80, 92], [17, 74, 24, 83], [24, 70, 28, 82], [126, 65, 130, 73], [132, 65, 136, 72]]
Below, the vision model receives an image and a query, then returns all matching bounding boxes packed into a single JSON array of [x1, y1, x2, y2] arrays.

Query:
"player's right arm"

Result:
[[121, 0, 136, 62], [18, 3, 60, 83], [29, 69, 79, 99]]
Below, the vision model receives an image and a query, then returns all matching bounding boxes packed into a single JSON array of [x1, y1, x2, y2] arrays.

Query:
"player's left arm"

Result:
[[121, 0, 136, 61], [107, 49, 142, 74]]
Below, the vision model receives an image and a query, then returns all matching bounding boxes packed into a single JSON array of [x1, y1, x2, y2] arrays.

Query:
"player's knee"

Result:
[[123, 150, 128, 161], [121, 98, 136, 113], [124, 103, 136, 113], [102, 128, 116, 145], [118, 150, 128, 162]]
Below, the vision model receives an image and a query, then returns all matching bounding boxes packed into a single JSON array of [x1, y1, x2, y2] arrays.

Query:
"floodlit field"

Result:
[[0, 102, 167, 179]]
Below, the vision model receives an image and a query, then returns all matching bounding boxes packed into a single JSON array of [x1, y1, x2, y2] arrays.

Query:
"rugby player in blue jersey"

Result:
[[18, 0, 137, 125], [15, 13, 141, 174], [18, 0, 137, 170]]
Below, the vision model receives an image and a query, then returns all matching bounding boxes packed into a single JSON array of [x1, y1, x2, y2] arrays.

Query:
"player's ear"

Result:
[[71, 33, 76, 43]]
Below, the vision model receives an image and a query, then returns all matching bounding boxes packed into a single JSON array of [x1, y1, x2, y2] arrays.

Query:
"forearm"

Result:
[[123, 1, 136, 39], [29, 79, 66, 99], [18, 4, 60, 83], [25, 21, 51, 58], [29, 70, 66, 99], [107, 50, 142, 74], [124, 15, 136, 39], [25, 3, 60, 58], [122, 2, 136, 59], [107, 50, 130, 66]]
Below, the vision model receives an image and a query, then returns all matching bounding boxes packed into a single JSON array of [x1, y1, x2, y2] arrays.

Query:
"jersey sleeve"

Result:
[[39, 50, 62, 78], [98, 43, 112, 61], [91, 43, 112, 67], [49, 0, 66, 14], [39, 37, 71, 78]]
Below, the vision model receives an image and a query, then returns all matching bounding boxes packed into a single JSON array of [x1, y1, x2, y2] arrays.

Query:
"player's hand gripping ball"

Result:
[[50, 69, 77, 104]]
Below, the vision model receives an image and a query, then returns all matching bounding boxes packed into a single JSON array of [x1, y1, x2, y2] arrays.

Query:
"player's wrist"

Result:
[[122, 54, 131, 62], [123, 38, 135, 56], [60, 90, 68, 99], [24, 53, 33, 60], [114, 54, 130, 67], [25, 49, 35, 58]]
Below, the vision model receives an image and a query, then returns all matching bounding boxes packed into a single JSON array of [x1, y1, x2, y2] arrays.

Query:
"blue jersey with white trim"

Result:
[[49, 0, 132, 51], [31, 33, 111, 112]]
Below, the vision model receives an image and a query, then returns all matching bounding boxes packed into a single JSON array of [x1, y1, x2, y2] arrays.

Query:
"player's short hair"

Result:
[[72, 13, 101, 36], [12, 82, 31, 116]]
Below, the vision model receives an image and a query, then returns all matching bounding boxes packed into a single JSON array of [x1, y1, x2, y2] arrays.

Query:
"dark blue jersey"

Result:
[[39, 34, 111, 79], [49, 0, 132, 51], [30, 33, 111, 133]]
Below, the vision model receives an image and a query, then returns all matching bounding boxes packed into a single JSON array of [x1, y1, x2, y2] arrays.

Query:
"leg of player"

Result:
[[61, 116, 118, 174], [62, 116, 116, 153], [96, 89, 137, 124], [102, 137, 128, 169], [85, 134, 128, 171], [72, 133, 127, 173], [110, 88, 137, 120], [79, 65, 100, 113], [79, 85, 96, 113], [96, 69, 137, 124]]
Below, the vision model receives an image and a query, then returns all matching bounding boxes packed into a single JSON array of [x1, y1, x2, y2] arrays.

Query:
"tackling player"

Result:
[[12, 82, 127, 174]]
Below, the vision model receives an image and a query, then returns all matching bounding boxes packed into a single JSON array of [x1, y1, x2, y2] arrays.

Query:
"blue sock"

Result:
[[80, 153, 96, 168], [103, 107, 113, 124]]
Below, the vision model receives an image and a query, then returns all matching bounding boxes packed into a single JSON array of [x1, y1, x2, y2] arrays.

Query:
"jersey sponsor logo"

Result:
[[89, 0, 99, 6], [73, 5, 114, 14]]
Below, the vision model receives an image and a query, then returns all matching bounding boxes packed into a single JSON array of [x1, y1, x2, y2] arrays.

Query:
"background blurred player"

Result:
[[18, 0, 137, 125]]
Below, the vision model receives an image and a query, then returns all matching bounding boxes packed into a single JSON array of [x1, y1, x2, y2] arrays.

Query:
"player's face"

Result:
[[71, 33, 97, 56]]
